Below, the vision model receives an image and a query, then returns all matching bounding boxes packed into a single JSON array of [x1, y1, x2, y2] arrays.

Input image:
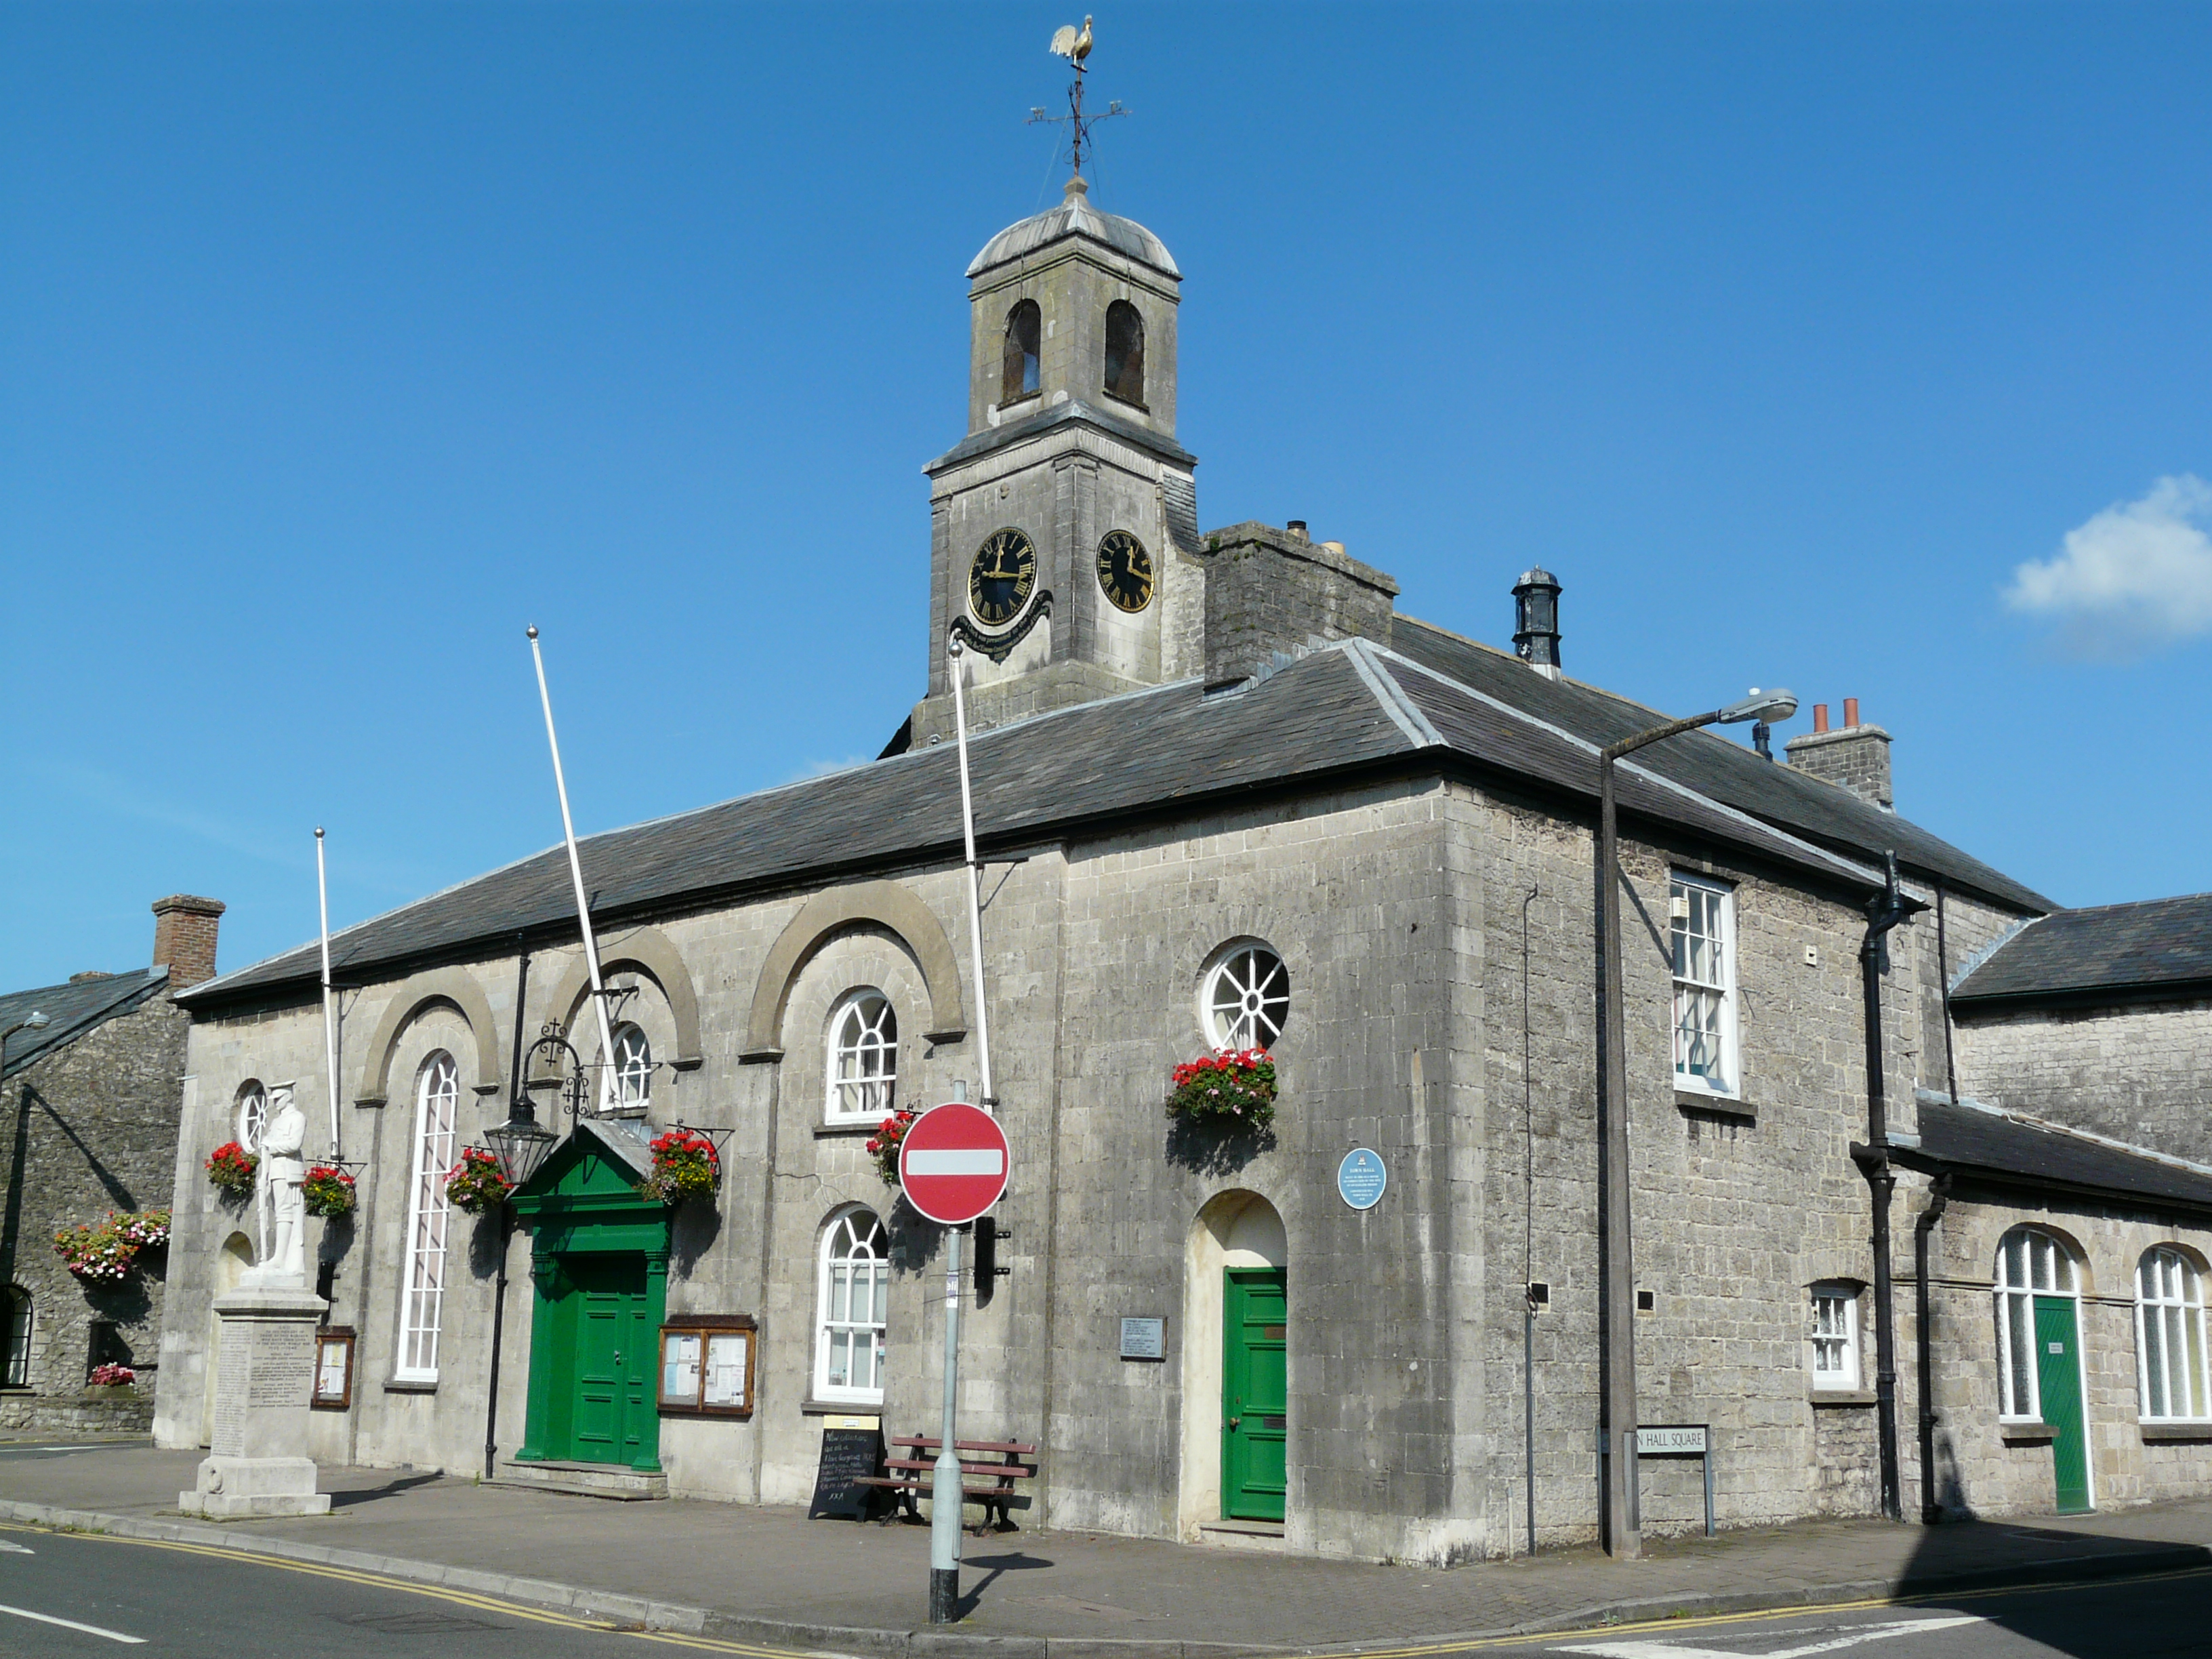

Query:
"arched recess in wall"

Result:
[[353, 967, 504, 1104], [534, 924, 705, 1080], [743, 880, 967, 1062]]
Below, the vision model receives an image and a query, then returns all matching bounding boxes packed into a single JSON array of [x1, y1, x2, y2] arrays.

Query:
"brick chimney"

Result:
[[1784, 697, 1893, 811], [151, 895, 225, 990]]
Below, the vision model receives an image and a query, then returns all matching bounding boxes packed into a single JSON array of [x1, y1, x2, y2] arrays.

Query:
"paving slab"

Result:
[[1, 1440, 2207, 1656]]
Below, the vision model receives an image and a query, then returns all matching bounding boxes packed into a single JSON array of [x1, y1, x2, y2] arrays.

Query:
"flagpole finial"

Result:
[[527, 625, 539, 640], [315, 826, 324, 840]]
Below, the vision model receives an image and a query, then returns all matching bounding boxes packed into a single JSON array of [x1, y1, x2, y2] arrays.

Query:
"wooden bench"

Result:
[[854, 1436, 1038, 1531]]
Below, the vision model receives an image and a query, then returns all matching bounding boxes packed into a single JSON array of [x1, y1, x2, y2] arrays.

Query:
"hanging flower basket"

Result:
[[205, 1141, 258, 1199], [1165, 1048, 1279, 1129], [87, 1363, 136, 1389], [444, 1148, 512, 1214], [302, 1165, 357, 1219], [52, 1210, 170, 1283], [867, 1108, 919, 1189], [638, 1129, 721, 1206]]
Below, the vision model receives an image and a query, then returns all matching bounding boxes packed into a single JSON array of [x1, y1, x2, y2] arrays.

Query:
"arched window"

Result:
[[1002, 300, 1041, 401], [1103, 300, 1145, 405], [602, 1023, 652, 1112], [815, 1208, 889, 1403], [235, 1082, 268, 1155], [2136, 1248, 2210, 1422], [826, 990, 898, 1123], [1, 1286, 30, 1389], [1994, 1227, 2078, 1420], [396, 1052, 459, 1382], [1203, 943, 1289, 1050]]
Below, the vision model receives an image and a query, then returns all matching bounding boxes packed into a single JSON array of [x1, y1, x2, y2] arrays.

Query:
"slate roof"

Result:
[[1950, 892, 2212, 1007], [0, 969, 169, 1080], [186, 625, 2033, 1012], [968, 190, 1179, 281], [1910, 1093, 2212, 1215], [1387, 617, 2053, 914]]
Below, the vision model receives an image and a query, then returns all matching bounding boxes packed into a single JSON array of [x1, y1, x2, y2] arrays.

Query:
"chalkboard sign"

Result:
[[807, 1425, 884, 1520]]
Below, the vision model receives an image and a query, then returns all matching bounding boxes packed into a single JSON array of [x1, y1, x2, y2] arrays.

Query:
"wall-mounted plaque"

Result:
[[657, 1315, 755, 1418], [1120, 1316, 1166, 1360], [311, 1326, 355, 1410]]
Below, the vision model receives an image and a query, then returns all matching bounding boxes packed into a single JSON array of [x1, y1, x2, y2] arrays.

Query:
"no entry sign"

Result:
[[897, 1101, 1010, 1227]]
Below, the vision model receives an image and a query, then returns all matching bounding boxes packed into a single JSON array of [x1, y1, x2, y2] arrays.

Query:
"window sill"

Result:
[[2140, 1422, 2212, 1443], [1101, 388, 1151, 415], [1999, 1420, 2058, 1444], [1677, 1091, 1755, 1125], [995, 391, 1042, 416], [384, 1378, 438, 1395], [800, 1397, 883, 1417], [814, 1122, 882, 1140], [1810, 1389, 1875, 1406]]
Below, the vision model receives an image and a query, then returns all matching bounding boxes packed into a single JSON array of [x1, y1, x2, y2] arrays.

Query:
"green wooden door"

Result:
[[2034, 1296, 2091, 1514], [563, 1253, 652, 1466], [1223, 1267, 1288, 1522]]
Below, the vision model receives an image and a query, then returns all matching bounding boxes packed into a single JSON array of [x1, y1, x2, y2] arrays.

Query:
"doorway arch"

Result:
[[1180, 1191, 1287, 1536]]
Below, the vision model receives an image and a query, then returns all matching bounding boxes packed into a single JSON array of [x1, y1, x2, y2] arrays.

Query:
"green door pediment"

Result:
[[513, 1126, 668, 1256]]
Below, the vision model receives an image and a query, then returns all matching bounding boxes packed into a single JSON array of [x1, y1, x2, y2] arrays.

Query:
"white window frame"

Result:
[[236, 1082, 268, 1154], [1670, 874, 1740, 1098], [600, 1022, 653, 1113], [1994, 1227, 2078, 1422], [1809, 1283, 1862, 1391], [1201, 941, 1290, 1051], [2, 1286, 30, 1389], [395, 1052, 459, 1383], [2136, 1247, 2212, 1423], [813, 1207, 889, 1404], [825, 989, 899, 1124]]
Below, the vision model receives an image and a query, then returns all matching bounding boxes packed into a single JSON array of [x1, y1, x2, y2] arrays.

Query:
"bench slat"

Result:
[[890, 1439, 1037, 1456], [881, 1459, 1035, 1479]]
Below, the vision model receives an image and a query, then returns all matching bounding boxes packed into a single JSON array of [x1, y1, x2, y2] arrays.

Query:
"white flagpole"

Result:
[[316, 827, 342, 1157], [527, 627, 618, 1096], [947, 636, 994, 1109]]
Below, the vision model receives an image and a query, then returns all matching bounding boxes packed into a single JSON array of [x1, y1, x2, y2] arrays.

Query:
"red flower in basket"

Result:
[[867, 1107, 920, 1189], [1166, 1048, 1278, 1128], [640, 1129, 721, 1205], [205, 1141, 258, 1198], [444, 1147, 512, 1214]]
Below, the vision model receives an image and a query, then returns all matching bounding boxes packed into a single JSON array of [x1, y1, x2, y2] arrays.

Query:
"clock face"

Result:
[[968, 528, 1038, 628], [1095, 530, 1155, 613]]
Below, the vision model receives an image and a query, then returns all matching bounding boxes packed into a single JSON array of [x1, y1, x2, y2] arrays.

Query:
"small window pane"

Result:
[[827, 991, 899, 1122]]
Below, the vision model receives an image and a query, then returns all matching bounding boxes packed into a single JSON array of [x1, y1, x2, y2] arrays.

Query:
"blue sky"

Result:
[[5, 2, 2209, 991]]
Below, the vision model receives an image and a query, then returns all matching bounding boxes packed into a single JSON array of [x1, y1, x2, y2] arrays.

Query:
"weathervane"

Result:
[[1029, 15, 1124, 180]]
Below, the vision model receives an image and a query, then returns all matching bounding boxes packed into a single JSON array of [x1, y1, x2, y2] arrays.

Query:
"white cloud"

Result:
[[2004, 474, 2212, 659]]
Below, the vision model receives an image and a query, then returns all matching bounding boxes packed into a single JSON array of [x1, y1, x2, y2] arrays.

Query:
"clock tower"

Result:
[[907, 176, 1200, 743]]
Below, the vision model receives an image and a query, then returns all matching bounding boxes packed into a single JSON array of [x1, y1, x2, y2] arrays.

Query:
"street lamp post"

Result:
[[1595, 690, 1794, 1559], [478, 987, 563, 1481]]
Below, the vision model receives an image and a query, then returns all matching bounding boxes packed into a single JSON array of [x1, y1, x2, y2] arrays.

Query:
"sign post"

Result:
[[900, 1101, 1012, 1622]]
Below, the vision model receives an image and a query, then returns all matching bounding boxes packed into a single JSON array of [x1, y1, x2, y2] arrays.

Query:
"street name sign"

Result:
[[1635, 1425, 1708, 1455], [899, 1101, 1010, 1227]]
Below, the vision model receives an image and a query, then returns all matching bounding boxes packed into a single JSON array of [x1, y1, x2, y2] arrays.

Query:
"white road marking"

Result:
[[1554, 1614, 1985, 1659], [0, 1543, 33, 1555], [0, 1601, 146, 1643]]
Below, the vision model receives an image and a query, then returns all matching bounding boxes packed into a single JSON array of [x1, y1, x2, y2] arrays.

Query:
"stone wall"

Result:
[[1952, 999, 2212, 1165], [1199, 525, 1397, 689], [3, 989, 189, 1430]]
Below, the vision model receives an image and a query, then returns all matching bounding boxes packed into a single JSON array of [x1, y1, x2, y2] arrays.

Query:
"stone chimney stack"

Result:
[[151, 895, 226, 990], [1201, 521, 1397, 689], [1784, 697, 1893, 811]]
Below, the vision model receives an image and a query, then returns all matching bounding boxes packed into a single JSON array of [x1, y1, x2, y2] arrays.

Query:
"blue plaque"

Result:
[[1338, 1147, 1387, 1210]]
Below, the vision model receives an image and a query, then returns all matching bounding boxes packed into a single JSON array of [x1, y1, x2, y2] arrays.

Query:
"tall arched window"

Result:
[[2137, 1247, 2210, 1422], [235, 1081, 268, 1155], [1002, 300, 1041, 401], [826, 990, 898, 1123], [1994, 1227, 2078, 1420], [396, 1052, 459, 1382], [602, 1023, 652, 1112], [1203, 943, 1289, 1050], [1103, 300, 1145, 405], [815, 1208, 889, 1403], [1, 1286, 30, 1389]]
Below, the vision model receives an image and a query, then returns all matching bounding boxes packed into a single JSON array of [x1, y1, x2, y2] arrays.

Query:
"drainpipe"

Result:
[[1852, 852, 1927, 1525], [1914, 1173, 1952, 1525]]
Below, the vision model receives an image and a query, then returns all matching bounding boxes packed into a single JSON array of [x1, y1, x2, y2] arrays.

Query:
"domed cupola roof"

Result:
[[968, 176, 1179, 281]]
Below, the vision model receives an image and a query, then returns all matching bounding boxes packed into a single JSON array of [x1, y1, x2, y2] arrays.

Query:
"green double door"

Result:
[[1223, 1267, 1288, 1521], [2034, 1296, 2092, 1515], [539, 1253, 655, 1467]]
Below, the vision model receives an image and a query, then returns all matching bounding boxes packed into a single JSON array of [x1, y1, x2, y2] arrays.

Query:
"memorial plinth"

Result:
[[180, 1284, 331, 1518]]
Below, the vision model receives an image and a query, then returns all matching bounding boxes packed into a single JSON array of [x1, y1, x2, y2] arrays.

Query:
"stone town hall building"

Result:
[[156, 178, 2212, 1561]]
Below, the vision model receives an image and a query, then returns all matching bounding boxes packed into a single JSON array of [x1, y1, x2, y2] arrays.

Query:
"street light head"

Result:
[[1718, 687, 1797, 726], [24, 1011, 49, 1031]]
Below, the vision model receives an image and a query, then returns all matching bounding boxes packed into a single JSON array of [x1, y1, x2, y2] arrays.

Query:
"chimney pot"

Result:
[[150, 895, 226, 991], [1286, 519, 1309, 540], [1812, 703, 1830, 733], [1843, 696, 1860, 728]]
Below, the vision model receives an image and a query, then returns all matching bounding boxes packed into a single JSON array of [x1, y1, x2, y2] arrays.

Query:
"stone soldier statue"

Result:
[[245, 1081, 309, 1286]]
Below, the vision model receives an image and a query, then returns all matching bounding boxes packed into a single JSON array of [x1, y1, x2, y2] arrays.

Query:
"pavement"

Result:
[[1, 1439, 2208, 1657]]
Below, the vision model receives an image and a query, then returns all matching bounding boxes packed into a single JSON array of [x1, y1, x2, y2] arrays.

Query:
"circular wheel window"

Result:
[[1204, 945, 1289, 1050], [237, 1086, 268, 1155]]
